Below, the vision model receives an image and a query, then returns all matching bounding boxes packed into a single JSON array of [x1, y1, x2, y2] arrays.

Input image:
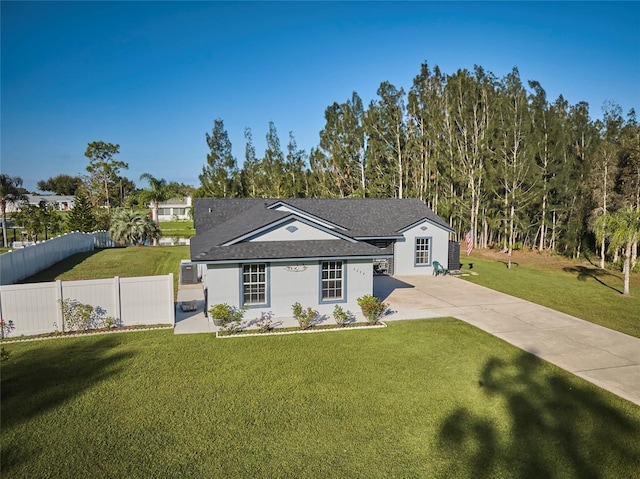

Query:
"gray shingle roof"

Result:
[[193, 198, 267, 232], [279, 198, 451, 236], [192, 239, 387, 262], [191, 198, 452, 262]]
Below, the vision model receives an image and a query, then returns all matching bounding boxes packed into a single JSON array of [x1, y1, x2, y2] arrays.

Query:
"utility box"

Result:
[[180, 300, 198, 312], [180, 261, 199, 284], [448, 241, 461, 271]]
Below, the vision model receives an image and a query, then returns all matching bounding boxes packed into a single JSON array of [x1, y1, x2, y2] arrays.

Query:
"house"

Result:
[[190, 198, 455, 318], [152, 197, 192, 221], [5, 194, 75, 213]]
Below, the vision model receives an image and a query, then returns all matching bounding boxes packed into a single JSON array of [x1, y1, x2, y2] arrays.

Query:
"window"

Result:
[[415, 237, 431, 265], [173, 208, 186, 216], [243, 263, 267, 305], [321, 261, 343, 300], [158, 208, 171, 216]]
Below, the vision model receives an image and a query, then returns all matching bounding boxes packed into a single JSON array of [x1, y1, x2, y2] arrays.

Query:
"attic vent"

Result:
[[420, 226, 428, 231], [286, 225, 298, 233]]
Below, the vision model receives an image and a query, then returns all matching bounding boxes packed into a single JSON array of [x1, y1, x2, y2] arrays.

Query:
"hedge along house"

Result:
[[190, 198, 454, 318]]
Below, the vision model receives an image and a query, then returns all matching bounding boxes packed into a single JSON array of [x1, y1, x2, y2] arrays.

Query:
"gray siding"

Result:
[[394, 221, 451, 275], [204, 258, 372, 318]]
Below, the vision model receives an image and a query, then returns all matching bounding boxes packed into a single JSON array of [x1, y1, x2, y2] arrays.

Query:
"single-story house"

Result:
[[190, 198, 455, 318], [152, 197, 192, 221], [5, 194, 75, 213]]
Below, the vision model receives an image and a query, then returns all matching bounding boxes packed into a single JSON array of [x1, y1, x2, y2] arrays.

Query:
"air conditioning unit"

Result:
[[180, 261, 198, 284]]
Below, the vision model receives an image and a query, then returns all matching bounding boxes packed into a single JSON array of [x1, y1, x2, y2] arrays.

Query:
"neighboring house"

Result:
[[153, 196, 192, 221], [5, 194, 75, 213], [191, 198, 455, 318]]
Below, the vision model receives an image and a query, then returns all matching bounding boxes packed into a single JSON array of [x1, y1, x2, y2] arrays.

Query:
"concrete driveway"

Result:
[[375, 274, 640, 406]]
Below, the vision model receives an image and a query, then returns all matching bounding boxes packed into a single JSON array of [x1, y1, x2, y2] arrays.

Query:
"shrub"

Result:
[[209, 303, 246, 332], [357, 295, 388, 325], [292, 302, 317, 330], [333, 305, 349, 327], [58, 299, 94, 331], [105, 316, 118, 328], [208, 303, 234, 321], [0, 347, 9, 362], [220, 319, 243, 335], [0, 318, 15, 338], [57, 299, 112, 332], [256, 311, 273, 333]]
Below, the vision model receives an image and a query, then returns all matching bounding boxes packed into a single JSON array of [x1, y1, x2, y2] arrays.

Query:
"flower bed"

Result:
[[217, 321, 387, 338], [0, 324, 173, 344]]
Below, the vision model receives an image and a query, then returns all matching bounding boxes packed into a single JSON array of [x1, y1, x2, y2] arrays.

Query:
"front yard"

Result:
[[2, 320, 639, 478]]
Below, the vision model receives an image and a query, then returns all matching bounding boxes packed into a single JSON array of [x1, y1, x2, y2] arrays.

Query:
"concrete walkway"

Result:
[[378, 275, 640, 406], [174, 283, 213, 334]]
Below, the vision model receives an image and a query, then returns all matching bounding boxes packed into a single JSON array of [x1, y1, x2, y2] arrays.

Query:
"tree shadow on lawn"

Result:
[[1, 336, 132, 471], [438, 352, 640, 479], [562, 265, 623, 294]]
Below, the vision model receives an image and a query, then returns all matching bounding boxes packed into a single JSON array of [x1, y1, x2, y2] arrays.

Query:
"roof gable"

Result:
[[267, 201, 348, 231], [231, 217, 356, 245]]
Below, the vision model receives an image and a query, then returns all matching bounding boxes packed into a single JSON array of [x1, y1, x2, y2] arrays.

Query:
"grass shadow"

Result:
[[562, 265, 623, 294], [438, 352, 640, 478], [1, 336, 132, 471], [19, 250, 103, 283]]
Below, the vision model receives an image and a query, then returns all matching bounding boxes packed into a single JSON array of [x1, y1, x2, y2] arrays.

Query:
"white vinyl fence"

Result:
[[0, 274, 174, 337], [0, 231, 114, 285]]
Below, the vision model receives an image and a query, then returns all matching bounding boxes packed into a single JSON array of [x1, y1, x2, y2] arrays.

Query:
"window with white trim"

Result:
[[321, 261, 343, 300], [415, 238, 431, 265], [243, 263, 267, 305]]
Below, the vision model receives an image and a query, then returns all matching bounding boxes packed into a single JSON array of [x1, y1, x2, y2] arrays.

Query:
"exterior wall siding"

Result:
[[204, 258, 372, 319], [393, 221, 451, 275], [248, 219, 338, 242]]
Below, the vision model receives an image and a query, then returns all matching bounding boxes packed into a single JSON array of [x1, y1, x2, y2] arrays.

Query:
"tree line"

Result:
[[3, 60, 638, 270], [198, 62, 639, 265]]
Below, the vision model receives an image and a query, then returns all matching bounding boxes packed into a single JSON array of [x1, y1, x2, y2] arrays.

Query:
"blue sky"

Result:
[[2, 1, 639, 192]]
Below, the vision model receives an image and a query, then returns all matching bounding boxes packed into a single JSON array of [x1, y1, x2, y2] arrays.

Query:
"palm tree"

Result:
[[0, 174, 28, 247], [138, 173, 180, 245], [595, 207, 640, 295], [109, 208, 160, 246], [608, 208, 640, 296]]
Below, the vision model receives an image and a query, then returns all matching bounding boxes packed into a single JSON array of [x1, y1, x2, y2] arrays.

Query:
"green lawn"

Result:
[[20, 246, 190, 295], [460, 253, 640, 338], [160, 220, 195, 238], [2, 320, 638, 478]]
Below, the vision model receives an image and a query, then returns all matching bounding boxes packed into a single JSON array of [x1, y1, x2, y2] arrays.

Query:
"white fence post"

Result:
[[0, 289, 4, 339], [168, 273, 175, 326], [55, 279, 64, 332], [113, 276, 122, 324]]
